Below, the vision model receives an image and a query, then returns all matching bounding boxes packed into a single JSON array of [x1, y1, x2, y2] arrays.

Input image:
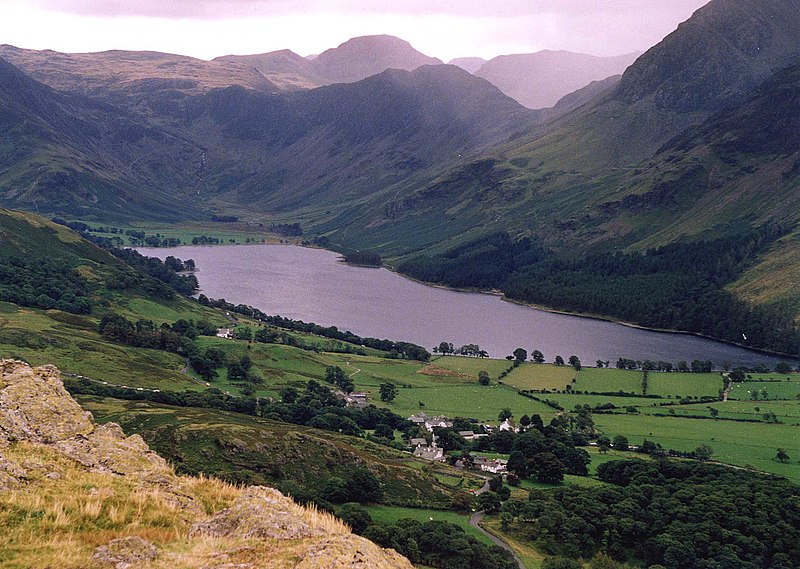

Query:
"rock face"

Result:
[[0, 359, 168, 478], [0, 360, 413, 569]]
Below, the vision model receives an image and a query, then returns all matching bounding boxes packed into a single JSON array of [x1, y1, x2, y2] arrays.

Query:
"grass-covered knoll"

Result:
[[646, 371, 724, 398], [502, 363, 576, 391], [592, 412, 800, 481], [0, 302, 199, 391], [575, 367, 643, 394], [80, 396, 478, 508]]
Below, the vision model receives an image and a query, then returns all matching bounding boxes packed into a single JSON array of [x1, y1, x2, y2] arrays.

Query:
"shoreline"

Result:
[[136, 241, 799, 363]]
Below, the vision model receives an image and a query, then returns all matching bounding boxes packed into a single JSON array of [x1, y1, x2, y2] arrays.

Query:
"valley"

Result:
[[2, 0, 800, 567]]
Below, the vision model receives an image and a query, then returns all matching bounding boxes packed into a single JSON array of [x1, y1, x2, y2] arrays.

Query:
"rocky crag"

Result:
[[0, 359, 412, 569]]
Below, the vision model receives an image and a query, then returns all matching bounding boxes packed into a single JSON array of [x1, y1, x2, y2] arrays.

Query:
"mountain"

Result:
[[0, 55, 538, 220], [311, 35, 442, 84], [215, 49, 325, 90], [0, 44, 277, 108], [219, 36, 444, 90], [474, 50, 640, 109], [449, 57, 487, 74], [0, 58, 203, 220], [0, 359, 413, 568], [184, 64, 538, 213]]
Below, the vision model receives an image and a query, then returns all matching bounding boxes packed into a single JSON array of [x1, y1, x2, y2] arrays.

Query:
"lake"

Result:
[[139, 244, 796, 367]]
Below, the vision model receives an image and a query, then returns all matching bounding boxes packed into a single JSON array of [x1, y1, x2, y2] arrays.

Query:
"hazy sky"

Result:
[[0, 0, 710, 61]]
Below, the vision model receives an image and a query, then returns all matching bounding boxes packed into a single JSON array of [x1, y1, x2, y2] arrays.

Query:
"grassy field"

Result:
[[575, 368, 643, 394], [647, 372, 725, 398], [728, 380, 800, 401], [593, 413, 800, 481], [640, 400, 800, 425], [365, 505, 490, 545], [430, 356, 513, 381], [380, 384, 559, 423], [502, 363, 577, 391]]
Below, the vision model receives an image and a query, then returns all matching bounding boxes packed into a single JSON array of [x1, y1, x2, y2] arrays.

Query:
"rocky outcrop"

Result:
[[0, 360, 413, 569], [92, 536, 158, 568]]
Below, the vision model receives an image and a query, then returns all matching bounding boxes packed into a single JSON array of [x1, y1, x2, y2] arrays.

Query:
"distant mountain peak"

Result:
[[311, 34, 442, 84]]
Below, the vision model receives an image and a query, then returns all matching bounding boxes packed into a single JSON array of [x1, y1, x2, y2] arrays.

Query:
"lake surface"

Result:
[[139, 244, 796, 367]]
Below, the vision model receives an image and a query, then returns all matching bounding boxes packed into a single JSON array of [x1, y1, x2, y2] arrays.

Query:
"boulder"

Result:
[[92, 536, 157, 568]]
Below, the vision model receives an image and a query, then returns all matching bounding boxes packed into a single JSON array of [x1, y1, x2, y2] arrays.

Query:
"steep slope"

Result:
[[0, 359, 412, 568], [183, 65, 539, 212], [475, 50, 639, 109], [328, 0, 800, 257], [311, 35, 442, 84], [0, 59, 206, 220]]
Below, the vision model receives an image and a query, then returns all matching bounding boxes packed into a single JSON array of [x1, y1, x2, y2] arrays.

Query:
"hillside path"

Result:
[[469, 511, 526, 569]]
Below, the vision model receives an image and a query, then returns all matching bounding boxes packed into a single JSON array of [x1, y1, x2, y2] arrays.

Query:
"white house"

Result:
[[216, 328, 233, 339]]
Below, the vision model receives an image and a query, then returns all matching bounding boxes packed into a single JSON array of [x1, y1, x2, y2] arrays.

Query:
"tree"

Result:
[[379, 382, 398, 402], [373, 423, 394, 440], [612, 435, 629, 450], [513, 348, 528, 363], [450, 491, 473, 512], [776, 448, 790, 463], [337, 503, 372, 534], [233, 326, 252, 341], [478, 370, 490, 386], [776, 361, 793, 374], [531, 350, 545, 364], [532, 452, 564, 484], [499, 408, 513, 421], [520, 414, 531, 427], [694, 444, 713, 461], [477, 491, 502, 514], [568, 355, 581, 371], [596, 360, 605, 368], [438, 341, 454, 356], [554, 355, 565, 366]]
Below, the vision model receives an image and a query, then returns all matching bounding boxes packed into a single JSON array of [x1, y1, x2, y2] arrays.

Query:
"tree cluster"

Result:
[[501, 459, 800, 568], [399, 228, 800, 356], [0, 256, 93, 314]]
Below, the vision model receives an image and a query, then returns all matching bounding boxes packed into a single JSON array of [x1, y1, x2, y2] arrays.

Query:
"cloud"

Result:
[[28, 0, 708, 21], [8, 0, 711, 61]]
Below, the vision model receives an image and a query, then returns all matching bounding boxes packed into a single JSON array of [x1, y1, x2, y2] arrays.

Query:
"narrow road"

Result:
[[469, 511, 526, 569], [344, 360, 362, 378], [721, 373, 732, 402]]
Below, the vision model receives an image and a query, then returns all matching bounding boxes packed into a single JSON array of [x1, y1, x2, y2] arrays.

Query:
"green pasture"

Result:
[[646, 371, 724, 398], [593, 413, 800, 481], [535, 393, 662, 410], [576, 367, 643, 394], [379, 384, 558, 423], [502, 363, 577, 391], [432, 356, 513, 380], [728, 380, 800, 401]]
